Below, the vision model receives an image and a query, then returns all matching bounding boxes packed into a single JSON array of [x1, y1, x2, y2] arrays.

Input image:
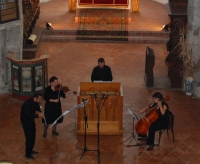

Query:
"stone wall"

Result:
[[187, 0, 200, 96], [0, 0, 23, 94], [0, 29, 9, 94]]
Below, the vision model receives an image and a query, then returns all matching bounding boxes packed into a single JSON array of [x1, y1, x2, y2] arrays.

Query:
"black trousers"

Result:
[[21, 121, 36, 156], [146, 120, 167, 145]]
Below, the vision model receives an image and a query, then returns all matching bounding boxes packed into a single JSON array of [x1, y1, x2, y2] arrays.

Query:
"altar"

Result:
[[79, 0, 128, 5], [77, 82, 123, 135], [69, 0, 139, 13]]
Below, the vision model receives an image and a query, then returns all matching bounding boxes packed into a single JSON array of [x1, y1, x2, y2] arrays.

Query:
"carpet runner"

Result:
[[76, 8, 129, 41]]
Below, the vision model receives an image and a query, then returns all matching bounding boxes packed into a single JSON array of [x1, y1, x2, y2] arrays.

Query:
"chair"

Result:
[[156, 111, 175, 146]]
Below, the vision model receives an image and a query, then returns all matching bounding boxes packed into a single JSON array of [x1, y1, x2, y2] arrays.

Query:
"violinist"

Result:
[[139, 92, 170, 151], [42, 76, 67, 137], [20, 92, 43, 159]]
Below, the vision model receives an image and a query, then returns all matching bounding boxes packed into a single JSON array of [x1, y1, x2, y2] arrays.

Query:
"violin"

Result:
[[55, 83, 77, 95], [135, 95, 170, 136], [55, 83, 70, 93]]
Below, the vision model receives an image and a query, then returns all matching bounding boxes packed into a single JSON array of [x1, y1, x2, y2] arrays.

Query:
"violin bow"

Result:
[[40, 103, 47, 127]]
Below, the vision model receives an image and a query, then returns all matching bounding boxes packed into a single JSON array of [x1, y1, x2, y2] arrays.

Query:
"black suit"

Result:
[[91, 65, 113, 82], [20, 97, 41, 157]]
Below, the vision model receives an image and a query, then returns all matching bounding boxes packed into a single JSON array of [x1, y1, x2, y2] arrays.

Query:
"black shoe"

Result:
[[147, 144, 154, 151], [52, 131, 59, 136], [43, 133, 47, 138], [32, 150, 38, 154], [26, 154, 35, 159]]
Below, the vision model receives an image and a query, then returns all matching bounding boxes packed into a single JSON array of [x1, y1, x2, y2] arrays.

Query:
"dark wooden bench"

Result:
[[145, 46, 155, 87]]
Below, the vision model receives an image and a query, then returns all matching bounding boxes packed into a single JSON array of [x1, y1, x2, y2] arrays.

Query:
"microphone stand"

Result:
[[76, 99, 97, 159], [91, 93, 108, 164]]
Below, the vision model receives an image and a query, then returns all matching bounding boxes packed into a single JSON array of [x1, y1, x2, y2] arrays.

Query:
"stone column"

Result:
[[187, 0, 200, 96], [0, 30, 5, 92], [165, 1, 187, 88], [0, 0, 23, 94], [165, 16, 186, 88], [0, 30, 9, 94]]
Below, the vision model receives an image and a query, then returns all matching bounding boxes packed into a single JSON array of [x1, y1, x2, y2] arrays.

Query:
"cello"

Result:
[[135, 95, 170, 136]]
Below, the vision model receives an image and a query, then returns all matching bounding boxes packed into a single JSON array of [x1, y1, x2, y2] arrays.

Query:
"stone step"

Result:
[[41, 30, 169, 43], [42, 30, 76, 35], [42, 30, 169, 36], [128, 31, 170, 37], [42, 35, 76, 42], [128, 36, 169, 44], [42, 35, 168, 43]]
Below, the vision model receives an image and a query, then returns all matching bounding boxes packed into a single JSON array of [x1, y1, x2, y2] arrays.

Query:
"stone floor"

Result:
[[1, 0, 200, 164]]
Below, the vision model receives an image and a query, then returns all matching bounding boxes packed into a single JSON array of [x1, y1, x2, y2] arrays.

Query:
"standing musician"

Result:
[[42, 76, 66, 137], [20, 92, 43, 159], [139, 92, 170, 151]]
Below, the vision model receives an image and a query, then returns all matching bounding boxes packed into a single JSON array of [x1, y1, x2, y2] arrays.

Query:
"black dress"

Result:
[[91, 65, 113, 82], [42, 86, 66, 124], [146, 102, 170, 145]]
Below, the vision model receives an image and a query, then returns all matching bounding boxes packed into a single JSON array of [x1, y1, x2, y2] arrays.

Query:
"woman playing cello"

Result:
[[139, 92, 170, 150]]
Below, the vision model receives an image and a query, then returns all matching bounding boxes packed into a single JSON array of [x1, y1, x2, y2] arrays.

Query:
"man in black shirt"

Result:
[[91, 58, 113, 82], [20, 92, 43, 159]]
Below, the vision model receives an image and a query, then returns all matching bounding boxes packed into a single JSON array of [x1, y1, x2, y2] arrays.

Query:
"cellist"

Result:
[[139, 92, 170, 151]]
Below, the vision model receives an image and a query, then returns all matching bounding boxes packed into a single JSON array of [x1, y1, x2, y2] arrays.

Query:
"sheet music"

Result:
[[50, 100, 89, 128], [126, 108, 138, 121], [62, 110, 70, 115]]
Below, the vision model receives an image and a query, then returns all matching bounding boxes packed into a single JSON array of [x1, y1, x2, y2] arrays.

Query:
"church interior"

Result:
[[1, 0, 200, 163]]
